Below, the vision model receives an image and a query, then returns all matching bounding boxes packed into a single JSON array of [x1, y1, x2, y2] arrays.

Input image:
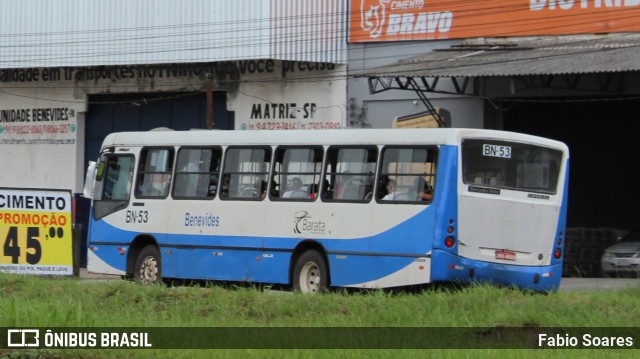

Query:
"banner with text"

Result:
[[0, 188, 73, 275], [2, 327, 639, 349], [350, 0, 640, 42], [0, 107, 77, 146]]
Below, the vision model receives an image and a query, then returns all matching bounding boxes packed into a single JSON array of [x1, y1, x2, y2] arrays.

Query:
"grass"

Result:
[[0, 274, 639, 358]]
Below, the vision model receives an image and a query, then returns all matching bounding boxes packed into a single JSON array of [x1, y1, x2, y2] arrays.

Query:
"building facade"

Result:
[[346, 0, 640, 229], [2, 0, 640, 229], [0, 0, 347, 194]]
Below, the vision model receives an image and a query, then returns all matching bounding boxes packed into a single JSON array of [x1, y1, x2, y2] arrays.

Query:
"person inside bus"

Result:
[[259, 180, 267, 199], [415, 177, 434, 202], [382, 179, 409, 201], [308, 183, 319, 200], [269, 179, 280, 197], [138, 173, 170, 197], [282, 177, 305, 198], [321, 179, 333, 200]]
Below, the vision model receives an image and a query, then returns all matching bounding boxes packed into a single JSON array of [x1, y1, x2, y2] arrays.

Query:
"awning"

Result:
[[356, 34, 640, 125], [356, 34, 640, 79]]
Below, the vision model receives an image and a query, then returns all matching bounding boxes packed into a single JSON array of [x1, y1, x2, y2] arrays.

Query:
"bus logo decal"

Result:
[[360, 0, 390, 39], [7, 329, 40, 347], [293, 211, 310, 234], [293, 211, 326, 235]]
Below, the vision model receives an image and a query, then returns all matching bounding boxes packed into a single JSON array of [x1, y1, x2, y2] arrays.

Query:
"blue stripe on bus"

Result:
[[88, 204, 439, 285], [88, 145, 462, 286], [551, 158, 570, 267], [430, 250, 562, 292]]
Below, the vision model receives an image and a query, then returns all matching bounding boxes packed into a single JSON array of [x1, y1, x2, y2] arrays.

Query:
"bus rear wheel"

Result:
[[134, 245, 161, 284], [293, 250, 328, 294]]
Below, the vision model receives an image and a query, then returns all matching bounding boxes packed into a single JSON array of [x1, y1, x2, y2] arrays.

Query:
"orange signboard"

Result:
[[350, 0, 640, 42]]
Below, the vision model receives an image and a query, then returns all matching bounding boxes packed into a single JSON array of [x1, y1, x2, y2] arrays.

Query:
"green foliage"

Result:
[[0, 274, 638, 358]]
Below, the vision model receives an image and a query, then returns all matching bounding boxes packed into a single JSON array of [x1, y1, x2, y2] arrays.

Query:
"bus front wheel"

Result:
[[293, 250, 328, 294], [134, 245, 162, 284]]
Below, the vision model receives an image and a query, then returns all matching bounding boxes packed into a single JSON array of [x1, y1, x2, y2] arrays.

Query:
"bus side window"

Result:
[[325, 146, 377, 202], [173, 147, 221, 199], [271, 146, 323, 201], [220, 147, 271, 201], [103, 156, 134, 200], [136, 148, 174, 199], [378, 146, 437, 203]]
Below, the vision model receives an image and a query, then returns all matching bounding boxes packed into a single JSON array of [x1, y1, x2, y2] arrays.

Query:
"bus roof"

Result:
[[101, 128, 569, 153]]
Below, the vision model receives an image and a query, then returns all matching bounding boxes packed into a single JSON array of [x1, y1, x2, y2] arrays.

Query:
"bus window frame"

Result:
[[270, 145, 324, 202], [461, 139, 562, 195], [323, 145, 378, 203], [134, 146, 175, 200], [220, 145, 271, 201], [172, 146, 222, 200], [92, 153, 135, 220], [376, 145, 438, 204]]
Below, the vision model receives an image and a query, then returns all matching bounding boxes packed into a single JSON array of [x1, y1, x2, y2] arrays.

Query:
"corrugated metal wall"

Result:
[[0, 0, 346, 68], [270, 0, 346, 63]]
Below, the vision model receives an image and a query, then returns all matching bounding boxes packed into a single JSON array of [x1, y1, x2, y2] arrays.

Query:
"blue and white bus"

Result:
[[86, 128, 569, 292]]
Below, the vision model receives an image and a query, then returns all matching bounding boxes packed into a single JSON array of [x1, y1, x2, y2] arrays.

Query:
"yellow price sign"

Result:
[[0, 188, 73, 275]]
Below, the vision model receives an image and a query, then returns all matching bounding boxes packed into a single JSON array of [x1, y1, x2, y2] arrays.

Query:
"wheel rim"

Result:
[[299, 261, 321, 293], [138, 255, 158, 284]]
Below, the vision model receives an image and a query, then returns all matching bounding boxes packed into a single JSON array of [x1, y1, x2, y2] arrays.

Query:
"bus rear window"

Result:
[[462, 139, 562, 194]]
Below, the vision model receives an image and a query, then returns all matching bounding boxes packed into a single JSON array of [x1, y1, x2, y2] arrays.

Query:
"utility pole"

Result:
[[206, 81, 214, 129]]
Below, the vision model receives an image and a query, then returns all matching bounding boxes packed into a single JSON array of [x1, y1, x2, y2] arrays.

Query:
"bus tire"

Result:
[[292, 250, 328, 294], [134, 245, 162, 284]]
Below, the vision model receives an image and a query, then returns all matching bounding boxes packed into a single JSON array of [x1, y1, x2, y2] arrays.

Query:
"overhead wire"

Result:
[[1, 2, 635, 61], [0, 2, 632, 61], [0, 2, 638, 105]]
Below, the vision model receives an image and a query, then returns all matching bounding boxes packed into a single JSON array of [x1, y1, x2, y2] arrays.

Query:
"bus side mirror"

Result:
[[83, 161, 98, 198], [95, 161, 105, 181]]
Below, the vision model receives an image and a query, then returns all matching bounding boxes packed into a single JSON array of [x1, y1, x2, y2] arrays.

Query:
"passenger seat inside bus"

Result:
[[339, 177, 365, 200]]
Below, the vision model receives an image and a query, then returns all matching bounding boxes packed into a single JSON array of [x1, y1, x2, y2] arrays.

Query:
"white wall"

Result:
[[0, 62, 347, 193], [230, 64, 347, 131], [347, 41, 484, 129], [0, 87, 87, 192], [361, 97, 484, 129]]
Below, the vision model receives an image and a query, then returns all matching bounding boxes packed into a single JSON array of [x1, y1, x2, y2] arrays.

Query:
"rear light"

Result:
[[445, 236, 455, 248], [554, 248, 562, 259], [444, 218, 456, 248], [557, 230, 564, 246]]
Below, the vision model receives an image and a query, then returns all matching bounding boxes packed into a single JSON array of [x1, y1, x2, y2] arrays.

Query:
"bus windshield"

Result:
[[462, 139, 562, 194]]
